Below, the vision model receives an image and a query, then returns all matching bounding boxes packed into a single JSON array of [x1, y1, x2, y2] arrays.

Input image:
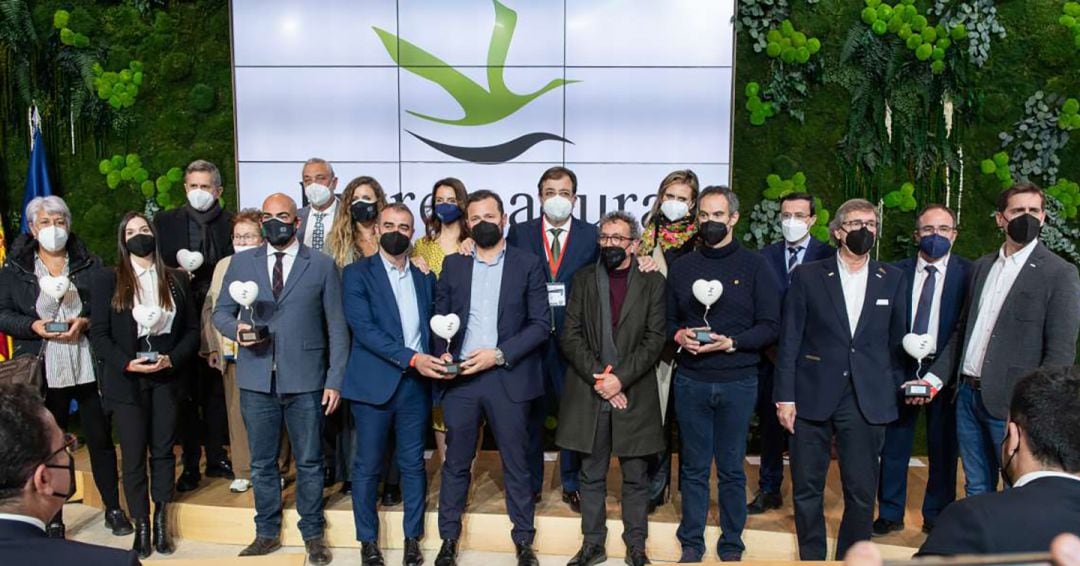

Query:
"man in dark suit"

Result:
[[341, 204, 444, 566], [155, 159, 235, 491], [775, 198, 909, 561], [919, 366, 1080, 556], [433, 190, 551, 566], [750, 192, 832, 514], [874, 205, 969, 536], [213, 193, 348, 565], [921, 182, 1080, 497], [297, 157, 340, 254], [508, 166, 599, 511], [0, 383, 140, 565]]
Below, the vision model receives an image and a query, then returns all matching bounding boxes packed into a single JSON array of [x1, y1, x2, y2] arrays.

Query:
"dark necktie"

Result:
[[549, 228, 564, 264], [311, 212, 326, 250], [272, 252, 285, 300], [787, 245, 804, 278], [911, 264, 938, 334]]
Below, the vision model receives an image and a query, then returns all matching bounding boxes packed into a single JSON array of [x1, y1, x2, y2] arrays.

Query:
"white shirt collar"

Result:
[[266, 238, 300, 258], [0, 512, 46, 532], [998, 238, 1038, 266], [542, 215, 572, 234], [130, 257, 156, 277], [786, 234, 812, 248], [379, 250, 410, 274], [1012, 470, 1080, 488], [916, 253, 950, 275], [836, 251, 869, 275]]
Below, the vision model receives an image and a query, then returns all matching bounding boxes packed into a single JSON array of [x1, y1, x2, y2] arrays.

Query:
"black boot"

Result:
[[153, 502, 175, 555], [132, 518, 152, 559], [105, 508, 134, 536], [435, 539, 458, 566]]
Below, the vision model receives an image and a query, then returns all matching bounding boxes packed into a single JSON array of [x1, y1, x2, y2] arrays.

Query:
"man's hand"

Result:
[[609, 392, 628, 410], [676, 328, 701, 354], [322, 388, 341, 415], [460, 348, 498, 375], [414, 353, 449, 379], [126, 357, 158, 373], [777, 403, 797, 434], [410, 255, 432, 275], [636, 255, 659, 273], [53, 317, 89, 343], [901, 379, 937, 406], [206, 351, 221, 369], [593, 374, 623, 399], [458, 238, 476, 256], [236, 323, 262, 347], [697, 334, 733, 354]]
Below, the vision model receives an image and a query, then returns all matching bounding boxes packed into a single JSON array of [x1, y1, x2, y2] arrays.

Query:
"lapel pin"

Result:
[[827, 272, 835, 277], [734, 279, 740, 285], [1029, 263, 1037, 268]]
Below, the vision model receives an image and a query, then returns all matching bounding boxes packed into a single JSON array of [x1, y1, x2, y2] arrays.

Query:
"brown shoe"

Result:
[[306, 537, 333, 565], [239, 537, 281, 556]]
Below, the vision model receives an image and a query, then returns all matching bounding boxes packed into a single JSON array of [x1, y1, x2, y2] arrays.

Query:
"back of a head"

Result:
[[0, 384, 51, 508], [1010, 366, 1080, 473]]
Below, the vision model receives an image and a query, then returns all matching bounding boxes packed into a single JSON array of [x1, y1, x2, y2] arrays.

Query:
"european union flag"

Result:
[[21, 106, 53, 233]]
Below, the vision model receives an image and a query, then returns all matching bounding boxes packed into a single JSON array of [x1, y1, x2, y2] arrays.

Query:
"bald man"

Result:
[[213, 193, 348, 565]]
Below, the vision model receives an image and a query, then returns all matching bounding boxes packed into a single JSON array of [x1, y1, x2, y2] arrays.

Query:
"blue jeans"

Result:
[[674, 373, 757, 557], [240, 387, 326, 541], [956, 381, 1005, 496]]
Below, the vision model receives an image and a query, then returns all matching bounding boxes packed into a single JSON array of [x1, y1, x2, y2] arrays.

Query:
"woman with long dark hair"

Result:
[[89, 212, 198, 559]]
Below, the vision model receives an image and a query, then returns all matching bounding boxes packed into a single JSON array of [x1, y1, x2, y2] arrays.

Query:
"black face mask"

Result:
[[1000, 427, 1019, 489], [380, 231, 410, 256], [844, 227, 876, 256], [43, 446, 76, 500], [699, 221, 729, 247], [1006, 213, 1041, 245], [600, 245, 628, 270], [471, 221, 503, 249], [350, 201, 378, 224], [262, 218, 297, 247], [125, 234, 156, 258]]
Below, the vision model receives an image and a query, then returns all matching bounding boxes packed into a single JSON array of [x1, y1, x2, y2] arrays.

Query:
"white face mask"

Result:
[[781, 217, 810, 243], [660, 200, 689, 222], [36, 226, 69, 253], [187, 188, 216, 212], [542, 195, 573, 223], [233, 244, 259, 254], [304, 183, 333, 208]]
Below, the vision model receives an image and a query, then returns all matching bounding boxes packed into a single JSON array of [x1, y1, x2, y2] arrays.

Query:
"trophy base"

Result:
[[904, 382, 932, 398], [45, 321, 70, 333], [136, 351, 159, 362], [693, 329, 714, 344], [238, 326, 268, 343], [443, 362, 460, 376]]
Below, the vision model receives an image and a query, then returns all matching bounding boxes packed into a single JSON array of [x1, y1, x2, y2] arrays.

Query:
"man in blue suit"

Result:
[[775, 198, 909, 561], [507, 166, 599, 511], [750, 192, 833, 514], [213, 193, 348, 565], [433, 190, 551, 566], [342, 204, 446, 566], [874, 205, 969, 536]]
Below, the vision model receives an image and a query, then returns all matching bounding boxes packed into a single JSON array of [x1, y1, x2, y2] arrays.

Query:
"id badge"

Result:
[[223, 339, 238, 362], [547, 283, 567, 307]]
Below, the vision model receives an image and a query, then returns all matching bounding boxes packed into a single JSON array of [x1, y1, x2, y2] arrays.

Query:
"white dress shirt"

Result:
[[303, 201, 337, 248], [1012, 470, 1080, 488], [132, 259, 176, 337], [961, 239, 1039, 377], [265, 239, 300, 287], [837, 252, 869, 337], [0, 512, 46, 532], [542, 216, 571, 262], [911, 253, 950, 354]]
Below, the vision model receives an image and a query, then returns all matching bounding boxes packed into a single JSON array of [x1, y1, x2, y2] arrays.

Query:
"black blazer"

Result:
[[918, 476, 1080, 556], [0, 518, 140, 565], [894, 254, 971, 360], [88, 266, 199, 405], [760, 237, 834, 293], [152, 205, 233, 301], [774, 256, 909, 424]]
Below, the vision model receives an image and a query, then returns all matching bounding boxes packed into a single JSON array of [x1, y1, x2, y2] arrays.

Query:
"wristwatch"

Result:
[[494, 348, 506, 366], [727, 337, 738, 353]]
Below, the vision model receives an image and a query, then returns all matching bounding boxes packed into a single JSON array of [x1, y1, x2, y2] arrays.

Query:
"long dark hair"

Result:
[[424, 177, 468, 240], [111, 211, 175, 312]]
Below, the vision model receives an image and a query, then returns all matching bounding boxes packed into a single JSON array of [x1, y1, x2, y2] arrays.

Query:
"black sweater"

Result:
[[666, 241, 781, 381]]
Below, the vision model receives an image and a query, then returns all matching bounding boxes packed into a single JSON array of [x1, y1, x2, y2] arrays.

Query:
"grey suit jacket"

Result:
[[212, 243, 349, 394], [929, 242, 1080, 419], [297, 197, 339, 253]]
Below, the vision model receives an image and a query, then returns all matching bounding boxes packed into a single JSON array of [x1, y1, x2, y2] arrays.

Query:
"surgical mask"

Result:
[[262, 219, 296, 247], [350, 200, 378, 224], [380, 232, 411, 256], [542, 196, 573, 223], [304, 183, 333, 208], [918, 234, 952, 260], [600, 246, 628, 270], [186, 188, 216, 212], [844, 227, 875, 256], [699, 221, 729, 247], [36, 226, 68, 253], [434, 203, 462, 224], [660, 200, 689, 222], [233, 244, 258, 254], [125, 234, 156, 258], [471, 221, 503, 249], [1006, 213, 1041, 245], [780, 218, 809, 243]]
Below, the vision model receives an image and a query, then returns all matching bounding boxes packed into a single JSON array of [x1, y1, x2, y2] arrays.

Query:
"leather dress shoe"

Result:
[[677, 548, 702, 563], [340, 480, 352, 494], [561, 490, 581, 513], [567, 542, 607, 566], [361, 541, 385, 566], [435, 539, 458, 566], [105, 508, 134, 535], [46, 519, 65, 539], [515, 542, 540, 566], [625, 546, 651, 566], [381, 483, 402, 506], [132, 518, 152, 559], [205, 459, 235, 479], [152, 502, 175, 555], [746, 491, 782, 515], [239, 536, 281, 556], [176, 468, 201, 492], [719, 552, 743, 562], [306, 537, 333, 565], [872, 517, 904, 536], [404, 537, 424, 566]]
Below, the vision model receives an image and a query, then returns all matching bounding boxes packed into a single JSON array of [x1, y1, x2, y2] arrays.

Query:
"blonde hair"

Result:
[[646, 169, 700, 226], [326, 176, 388, 267]]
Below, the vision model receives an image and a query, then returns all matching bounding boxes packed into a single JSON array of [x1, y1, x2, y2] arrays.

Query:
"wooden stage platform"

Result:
[[75, 450, 936, 562]]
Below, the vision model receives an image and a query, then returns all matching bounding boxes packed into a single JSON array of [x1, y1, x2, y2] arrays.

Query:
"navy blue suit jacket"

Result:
[[0, 518, 140, 565], [433, 245, 551, 403], [341, 254, 437, 405], [894, 253, 971, 366], [761, 237, 835, 293], [506, 216, 599, 334], [775, 256, 910, 424]]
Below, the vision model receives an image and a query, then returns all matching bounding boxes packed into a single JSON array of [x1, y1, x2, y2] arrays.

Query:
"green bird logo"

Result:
[[373, 0, 578, 127]]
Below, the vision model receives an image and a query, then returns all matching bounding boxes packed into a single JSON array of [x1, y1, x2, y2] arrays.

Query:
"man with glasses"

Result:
[[0, 383, 140, 564], [297, 157, 340, 254], [749, 192, 833, 515], [775, 198, 909, 560], [874, 205, 969, 536]]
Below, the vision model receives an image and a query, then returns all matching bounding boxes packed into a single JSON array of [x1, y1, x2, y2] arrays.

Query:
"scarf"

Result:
[[641, 217, 697, 255], [186, 203, 224, 267]]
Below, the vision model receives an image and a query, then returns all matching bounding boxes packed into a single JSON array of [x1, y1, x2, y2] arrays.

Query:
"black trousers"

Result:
[[180, 357, 229, 469], [112, 380, 180, 519], [580, 408, 650, 550], [790, 381, 885, 561], [44, 382, 121, 510]]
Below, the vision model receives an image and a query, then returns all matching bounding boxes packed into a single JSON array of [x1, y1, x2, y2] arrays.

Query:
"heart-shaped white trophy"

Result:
[[690, 279, 723, 341], [430, 314, 461, 375], [902, 333, 934, 363], [176, 249, 204, 272], [39, 276, 72, 332], [132, 305, 164, 361], [228, 281, 259, 308]]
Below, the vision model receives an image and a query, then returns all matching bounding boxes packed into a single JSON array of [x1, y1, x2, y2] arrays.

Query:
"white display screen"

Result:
[[230, 0, 735, 224]]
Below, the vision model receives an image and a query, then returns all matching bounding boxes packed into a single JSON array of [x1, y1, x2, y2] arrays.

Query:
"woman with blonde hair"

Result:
[[639, 169, 700, 274], [326, 176, 388, 268]]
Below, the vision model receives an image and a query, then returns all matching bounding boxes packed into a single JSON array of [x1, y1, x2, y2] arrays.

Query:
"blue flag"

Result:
[[21, 107, 54, 233]]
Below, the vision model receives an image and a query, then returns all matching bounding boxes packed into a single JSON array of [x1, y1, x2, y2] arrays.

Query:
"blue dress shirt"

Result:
[[461, 248, 505, 355], [380, 252, 424, 353]]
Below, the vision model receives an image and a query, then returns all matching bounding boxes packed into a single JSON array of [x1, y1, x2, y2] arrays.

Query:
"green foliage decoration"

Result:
[[931, 0, 1007, 67], [1060, 3, 1080, 51], [736, 0, 792, 53], [998, 91, 1072, 185], [979, 152, 1015, 189], [92, 60, 144, 109], [1060, 98, 1080, 131], [883, 182, 918, 211], [744, 82, 777, 126], [97, 153, 185, 210], [1047, 178, 1080, 219], [765, 20, 822, 65], [53, 9, 89, 48], [860, 0, 966, 75]]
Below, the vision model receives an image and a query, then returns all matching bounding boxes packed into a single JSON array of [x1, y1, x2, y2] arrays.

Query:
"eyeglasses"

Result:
[[233, 234, 262, 244], [598, 235, 633, 245], [842, 219, 878, 230], [45, 433, 78, 464], [917, 225, 956, 235], [780, 213, 811, 221]]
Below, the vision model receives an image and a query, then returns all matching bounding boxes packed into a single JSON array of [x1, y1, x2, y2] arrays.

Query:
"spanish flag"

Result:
[[0, 215, 11, 362]]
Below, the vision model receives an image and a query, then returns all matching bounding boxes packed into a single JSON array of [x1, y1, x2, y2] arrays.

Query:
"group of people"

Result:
[[0, 158, 1078, 566]]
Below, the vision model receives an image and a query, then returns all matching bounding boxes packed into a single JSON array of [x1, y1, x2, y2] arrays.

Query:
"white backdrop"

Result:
[[230, 0, 735, 225]]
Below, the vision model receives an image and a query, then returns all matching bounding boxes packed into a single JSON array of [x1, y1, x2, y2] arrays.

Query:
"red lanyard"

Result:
[[542, 225, 571, 280]]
